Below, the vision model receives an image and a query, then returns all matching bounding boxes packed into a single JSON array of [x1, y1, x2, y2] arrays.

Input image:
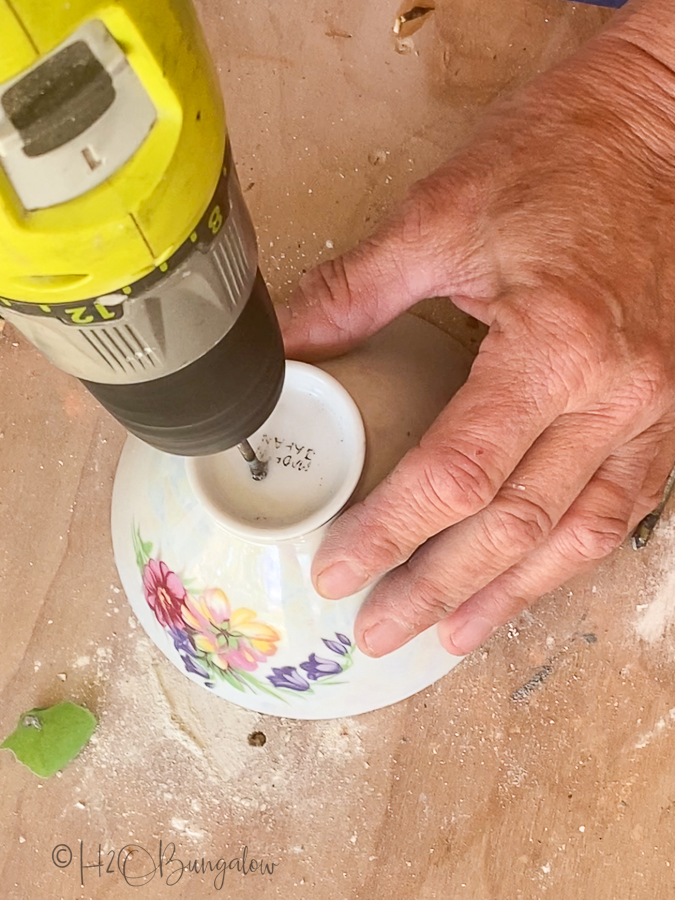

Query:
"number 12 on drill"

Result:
[[0, 296, 122, 325]]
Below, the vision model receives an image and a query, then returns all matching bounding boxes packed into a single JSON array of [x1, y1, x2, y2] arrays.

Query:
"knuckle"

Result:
[[364, 518, 417, 567], [483, 496, 554, 558], [627, 359, 669, 414], [406, 572, 455, 620], [402, 170, 481, 249], [412, 445, 497, 522], [313, 256, 357, 311], [606, 373, 665, 426], [299, 256, 344, 301], [406, 174, 455, 228], [328, 504, 412, 569], [303, 254, 384, 342], [588, 352, 671, 427], [564, 512, 627, 561]]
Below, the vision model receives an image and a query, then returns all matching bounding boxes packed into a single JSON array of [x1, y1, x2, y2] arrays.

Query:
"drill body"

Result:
[[0, 0, 284, 455]]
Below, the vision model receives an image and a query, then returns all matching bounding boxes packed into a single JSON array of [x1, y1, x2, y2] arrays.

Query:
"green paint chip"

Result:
[[1, 702, 97, 777]]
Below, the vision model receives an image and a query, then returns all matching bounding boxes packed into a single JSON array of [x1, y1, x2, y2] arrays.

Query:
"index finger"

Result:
[[313, 325, 572, 599]]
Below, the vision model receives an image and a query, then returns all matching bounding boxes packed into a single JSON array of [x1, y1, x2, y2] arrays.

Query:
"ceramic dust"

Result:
[[634, 519, 675, 646], [72, 628, 367, 850]]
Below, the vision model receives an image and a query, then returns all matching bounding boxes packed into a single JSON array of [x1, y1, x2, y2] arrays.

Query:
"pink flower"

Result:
[[181, 588, 280, 673], [143, 559, 187, 628]]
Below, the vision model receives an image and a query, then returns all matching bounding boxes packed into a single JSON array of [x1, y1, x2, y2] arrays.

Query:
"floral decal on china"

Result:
[[267, 633, 355, 693], [132, 525, 355, 700]]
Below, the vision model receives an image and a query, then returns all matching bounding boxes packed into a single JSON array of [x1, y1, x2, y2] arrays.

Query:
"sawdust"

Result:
[[634, 519, 675, 647], [71, 628, 366, 849], [634, 707, 675, 750]]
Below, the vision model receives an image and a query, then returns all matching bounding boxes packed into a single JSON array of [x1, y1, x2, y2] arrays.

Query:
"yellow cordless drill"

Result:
[[0, 0, 284, 456]]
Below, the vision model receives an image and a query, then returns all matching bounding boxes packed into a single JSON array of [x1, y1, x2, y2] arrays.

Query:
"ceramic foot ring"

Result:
[[111, 315, 472, 719]]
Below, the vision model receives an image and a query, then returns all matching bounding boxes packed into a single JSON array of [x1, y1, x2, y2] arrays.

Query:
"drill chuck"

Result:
[[83, 270, 285, 456]]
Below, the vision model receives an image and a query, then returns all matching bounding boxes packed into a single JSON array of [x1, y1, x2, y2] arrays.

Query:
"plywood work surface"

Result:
[[5, 3, 675, 899]]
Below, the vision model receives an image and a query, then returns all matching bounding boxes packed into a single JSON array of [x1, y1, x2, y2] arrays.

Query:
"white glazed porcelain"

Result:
[[187, 362, 366, 542], [111, 315, 474, 719]]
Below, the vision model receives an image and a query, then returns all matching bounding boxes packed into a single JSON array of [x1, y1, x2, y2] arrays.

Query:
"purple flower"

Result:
[[300, 653, 342, 681], [323, 638, 348, 656], [169, 627, 210, 680], [170, 626, 193, 655], [267, 666, 310, 691], [335, 633, 351, 646]]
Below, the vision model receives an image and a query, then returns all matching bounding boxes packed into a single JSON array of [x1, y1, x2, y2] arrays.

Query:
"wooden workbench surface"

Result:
[[6, 2, 675, 898]]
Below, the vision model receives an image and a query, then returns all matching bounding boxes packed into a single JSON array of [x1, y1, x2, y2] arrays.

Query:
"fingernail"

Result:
[[316, 561, 369, 599], [445, 616, 494, 655], [362, 620, 413, 657]]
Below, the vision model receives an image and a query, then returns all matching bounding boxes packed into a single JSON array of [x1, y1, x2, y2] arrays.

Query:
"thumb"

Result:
[[277, 174, 489, 360]]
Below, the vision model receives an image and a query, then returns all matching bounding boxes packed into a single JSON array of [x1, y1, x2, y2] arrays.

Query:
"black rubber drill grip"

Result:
[[82, 271, 285, 456]]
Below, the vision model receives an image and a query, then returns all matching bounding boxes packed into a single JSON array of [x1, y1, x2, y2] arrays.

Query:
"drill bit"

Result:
[[632, 462, 675, 550], [237, 439, 268, 481]]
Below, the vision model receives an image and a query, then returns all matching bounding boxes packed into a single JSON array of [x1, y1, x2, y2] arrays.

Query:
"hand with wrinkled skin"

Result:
[[278, 0, 675, 659]]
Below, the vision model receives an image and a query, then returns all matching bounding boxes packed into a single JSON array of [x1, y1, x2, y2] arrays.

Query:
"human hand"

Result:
[[278, 8, 675, 658]]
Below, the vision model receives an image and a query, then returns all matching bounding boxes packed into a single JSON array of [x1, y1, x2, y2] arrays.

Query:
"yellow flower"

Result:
[[182, 588, 280, 673]]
